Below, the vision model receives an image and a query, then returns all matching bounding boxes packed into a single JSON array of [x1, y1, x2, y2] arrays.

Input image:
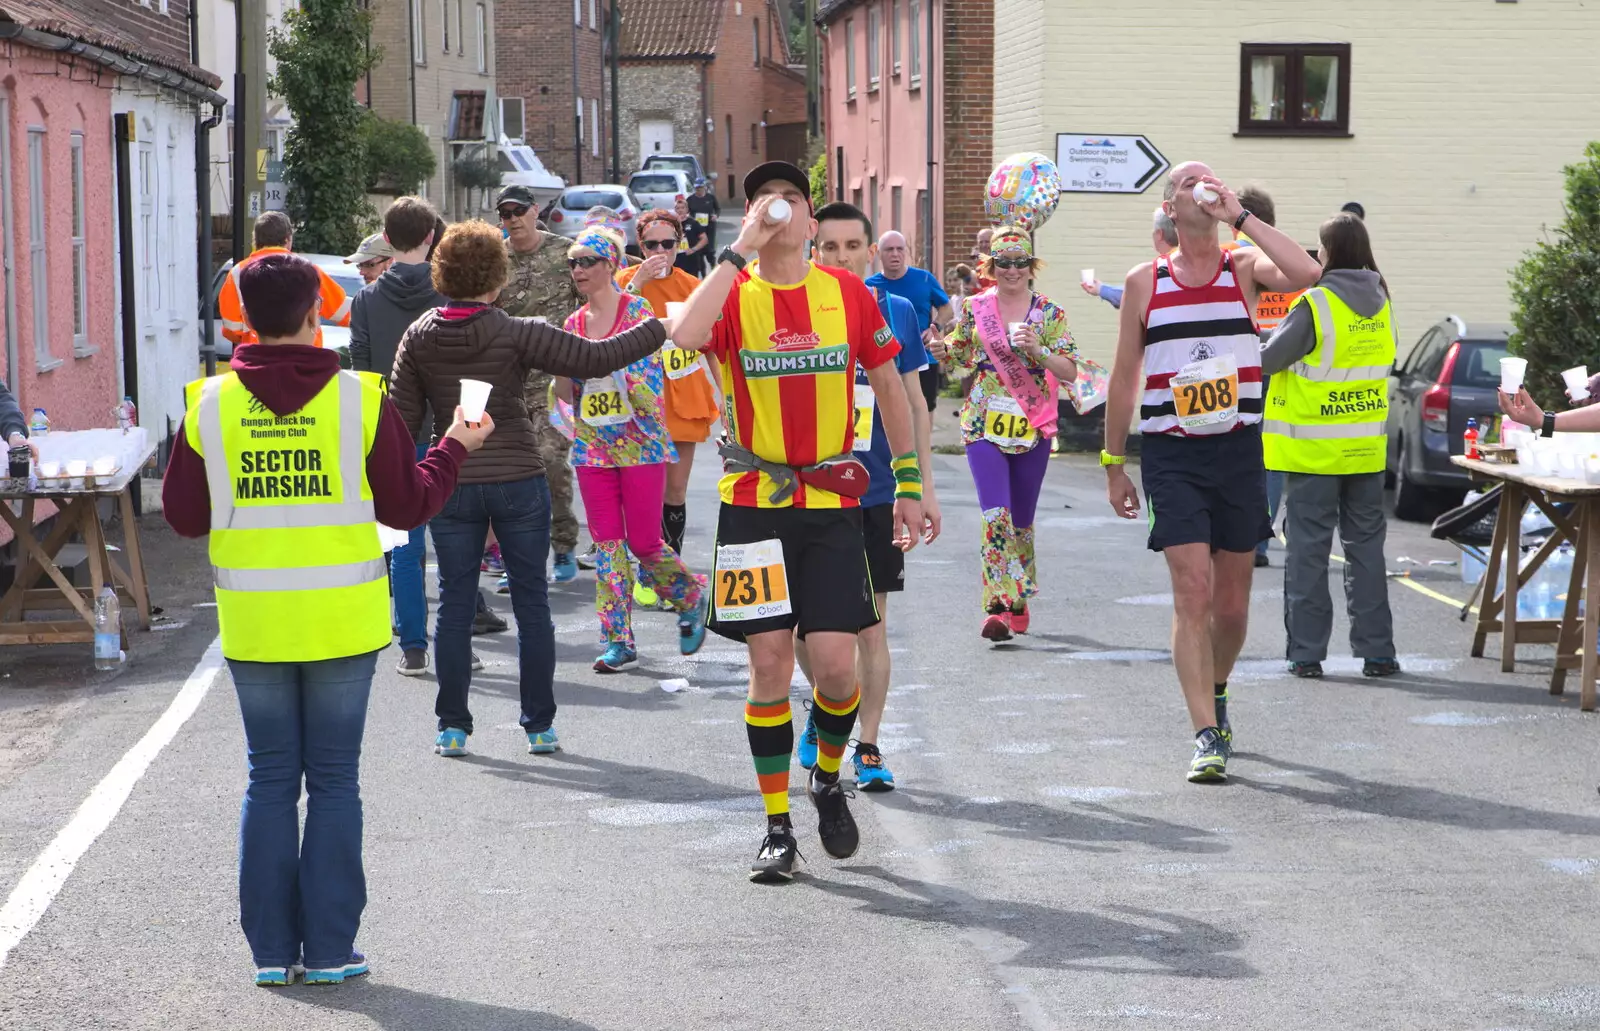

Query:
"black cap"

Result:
[[1340, 201, 1365, 220], [496, 184, 537, 208], [742, 161, 810, 206]]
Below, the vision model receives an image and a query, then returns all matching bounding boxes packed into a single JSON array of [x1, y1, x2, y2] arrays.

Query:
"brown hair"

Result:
[[1236, 184, 1276, 228], [635, 209, 683, 243], [253, 211, 292, 248], [238, 252, 320, 338], [431, 220, 509, 299], [384, 196, 441, 252], [1319, 212, 1388, 296]]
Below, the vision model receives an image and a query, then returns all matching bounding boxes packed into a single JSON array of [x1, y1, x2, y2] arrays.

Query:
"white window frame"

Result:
[[442, 0, 450, 53], [455, 0, 464, 54], [577, 96, 584, 150], [138, 141, 155, 335], [166, 141, 178, 319], [413, 0, 427, 64], [589, 0, 598, 30], [27, 128, 50, 369], [908, 0, 921, 86], [499, 96, 524, 140], [845, 19, 856, 99], [590, 98, 599, 156], [158, 0, 169, 13], [867, 4, 880, 90], [69, 133, 88, 353], [475, 4, 488, 72], [574, 0, 581, 26], [890, 0, 901, 75], [753, 18, 760, 66]]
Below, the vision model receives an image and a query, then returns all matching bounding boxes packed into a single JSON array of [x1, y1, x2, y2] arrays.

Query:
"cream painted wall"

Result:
[[992, 0, 1600, 368]]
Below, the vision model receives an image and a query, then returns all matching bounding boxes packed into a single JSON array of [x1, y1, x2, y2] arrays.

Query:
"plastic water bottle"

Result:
[[28, 407, 48, 437], [94, 586, 123, 670], [1464, 418, 1480, 460]]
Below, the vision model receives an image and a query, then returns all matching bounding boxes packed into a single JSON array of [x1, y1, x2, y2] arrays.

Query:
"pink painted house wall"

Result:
[[2, 49, 120, 432], [820, 0, 945, 276]]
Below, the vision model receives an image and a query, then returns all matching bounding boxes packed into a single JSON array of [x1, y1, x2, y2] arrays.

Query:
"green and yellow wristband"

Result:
[[891, 452, 923, 501]]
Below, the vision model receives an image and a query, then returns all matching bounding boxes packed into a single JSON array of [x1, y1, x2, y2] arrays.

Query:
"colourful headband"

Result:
[[990, 227, 1033, 257], [571, 228, 623, 266]]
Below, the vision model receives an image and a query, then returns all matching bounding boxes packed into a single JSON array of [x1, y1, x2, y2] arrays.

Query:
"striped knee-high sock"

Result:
[[811, 684, 861, 778], [745, 697, 793, 819]]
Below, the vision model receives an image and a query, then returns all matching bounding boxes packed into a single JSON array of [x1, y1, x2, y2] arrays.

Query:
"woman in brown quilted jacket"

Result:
[[390, 220, 668, 759]]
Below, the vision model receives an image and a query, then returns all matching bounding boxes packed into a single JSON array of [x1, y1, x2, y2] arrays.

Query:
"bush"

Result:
[[452, 149, 503, 212], [1509, 142, 1600, 402], [808, 149, 827, 211], [361, 114, 435, 195]]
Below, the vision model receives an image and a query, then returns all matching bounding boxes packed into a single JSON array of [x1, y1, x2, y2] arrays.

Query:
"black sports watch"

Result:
[[717, 247, 749, 272], [1233, 209, 1252, 232], [1543, 411, 1557, 438]]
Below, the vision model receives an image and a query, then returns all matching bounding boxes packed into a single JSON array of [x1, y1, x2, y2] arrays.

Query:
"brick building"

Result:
[[368, 0, 499, 219], [498, 0, 610, 187], [618, 0, 807, 206]]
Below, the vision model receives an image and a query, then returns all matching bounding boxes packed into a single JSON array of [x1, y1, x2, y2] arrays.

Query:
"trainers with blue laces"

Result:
[[678, 606, 707, 655], [850, 743, 896, 792], [304, 952, 368, 986], [551, 552, 579, 583], [527, 728, 560, 754], [796, 704, 819, 770], [434, 727, 468, 757], [593, 643, 637, 673]]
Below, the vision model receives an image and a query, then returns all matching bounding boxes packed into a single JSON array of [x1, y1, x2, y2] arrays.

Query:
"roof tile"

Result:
[[0, 0, 223, 89], [619, 0, 725, 60]]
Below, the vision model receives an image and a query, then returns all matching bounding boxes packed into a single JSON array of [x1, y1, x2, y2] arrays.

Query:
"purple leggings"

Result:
[[965, 439, 1050, 526]]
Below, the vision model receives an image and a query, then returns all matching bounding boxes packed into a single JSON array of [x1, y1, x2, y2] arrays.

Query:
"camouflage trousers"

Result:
[[539, 421, 580, 554]]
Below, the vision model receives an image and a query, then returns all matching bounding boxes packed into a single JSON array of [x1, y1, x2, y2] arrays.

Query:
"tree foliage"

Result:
[[361, 113, 435, 196], [452, 149, 504, 213], [808, 148, 827, 211], [1509, 142, 1600, 402], [269, 0, 377, 254]]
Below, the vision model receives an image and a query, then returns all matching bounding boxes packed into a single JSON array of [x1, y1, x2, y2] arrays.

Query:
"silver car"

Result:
[[546, 185, 643, 246], [627, 169, 693, 215]]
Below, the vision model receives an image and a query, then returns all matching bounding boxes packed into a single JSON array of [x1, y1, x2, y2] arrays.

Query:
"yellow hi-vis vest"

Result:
[[183, 370, 390, 662], [1263, 287, 1396, 475]]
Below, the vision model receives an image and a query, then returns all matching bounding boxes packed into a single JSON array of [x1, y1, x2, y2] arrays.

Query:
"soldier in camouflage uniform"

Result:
[[494, 186, 583, 576]]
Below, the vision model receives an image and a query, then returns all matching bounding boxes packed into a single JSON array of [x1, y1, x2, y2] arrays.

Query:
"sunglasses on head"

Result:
[[640, 238, 678, 252], [498, 204, 531, 220], [992, 257, 1034, 270], [567, 255, 608, 269]]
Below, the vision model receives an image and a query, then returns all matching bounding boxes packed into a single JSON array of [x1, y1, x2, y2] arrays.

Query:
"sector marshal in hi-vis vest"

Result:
[[1054, 134, 1170, 194]]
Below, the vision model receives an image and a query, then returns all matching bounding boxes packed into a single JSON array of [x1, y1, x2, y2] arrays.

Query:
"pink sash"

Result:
[[973, 289, 1059, 438]]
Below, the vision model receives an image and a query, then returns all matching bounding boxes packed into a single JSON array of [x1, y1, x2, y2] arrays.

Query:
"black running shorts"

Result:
[[1141, 426, 1273, 554], [861, 503, 906, 595], [707, 504, 880, 642]]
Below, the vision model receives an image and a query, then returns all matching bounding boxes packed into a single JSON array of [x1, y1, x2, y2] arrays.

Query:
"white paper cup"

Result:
[[765, 198, 792, 224], [1563, 365, 1590, 401], [1499, 356, 1528, 394], [92, 456, 115, 476], [1008, 321, 1028, 346], [65, 459, 87, 478], [39, 460, 61, 479], [459, 378, 492, 424], [1193, 183, 1219, 205], [1080, 269, 1095, 285]]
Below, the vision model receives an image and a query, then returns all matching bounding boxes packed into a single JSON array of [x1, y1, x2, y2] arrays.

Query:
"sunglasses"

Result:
[[992, 257, 1035, 270], [357, 257, 388, 271], [497, 204, 531, 220], [640, 238, 678, 252], [567, 255, 608, 269]]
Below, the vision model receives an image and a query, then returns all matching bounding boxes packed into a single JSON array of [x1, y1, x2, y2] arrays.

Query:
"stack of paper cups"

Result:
[[1499, 357, 1528, 395], [459, 378, 492, 425], [1562, 365, 1590, 402]]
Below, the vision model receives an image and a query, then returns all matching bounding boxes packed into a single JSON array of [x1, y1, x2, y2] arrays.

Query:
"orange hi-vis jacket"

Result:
[[1222, 236, 1305, 335], [219, 246, 352, 347]]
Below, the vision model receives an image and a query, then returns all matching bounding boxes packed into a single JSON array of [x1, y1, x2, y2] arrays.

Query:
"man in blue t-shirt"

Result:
[[794, 202, 941, 794], [866, 231, 953, 414]]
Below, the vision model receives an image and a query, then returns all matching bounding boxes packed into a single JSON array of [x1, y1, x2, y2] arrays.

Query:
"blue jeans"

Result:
[[228, 650, 377, 969], [391, 443, 431, 653], [1258, 469, 1287, 558], [428, 475, 555, 735]]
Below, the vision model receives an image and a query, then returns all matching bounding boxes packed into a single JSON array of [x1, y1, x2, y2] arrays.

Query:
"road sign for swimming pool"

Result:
[[1055, 134, 1170, 194]]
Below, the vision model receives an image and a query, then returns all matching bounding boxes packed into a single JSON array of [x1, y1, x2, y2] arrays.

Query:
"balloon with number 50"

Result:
[[984, 153, 1063, 232]]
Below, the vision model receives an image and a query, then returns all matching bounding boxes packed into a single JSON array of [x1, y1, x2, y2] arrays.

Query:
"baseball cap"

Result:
[[693, 177, 708, 188], [496, 184, 537, 209], [742, 161, 810, 207], [344, 232, 394, 264]]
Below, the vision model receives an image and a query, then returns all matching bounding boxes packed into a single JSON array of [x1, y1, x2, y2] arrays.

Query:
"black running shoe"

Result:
[[1362, 657, 1401, 678], [749, 825, 801, 883], [1289, 660, 1323, 679], [808, 771, 860, 859], [1214, 685, 1231, 749]]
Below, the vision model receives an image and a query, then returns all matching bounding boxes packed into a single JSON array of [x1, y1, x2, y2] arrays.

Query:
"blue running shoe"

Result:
[[796, 703, 819, 770], [593, 644, 637, 673], [551, 552, 578, 583], [678, 606, 707, 655], [304, 952, 368, 986], [254, 964, 303, 987], [1187, 727, 1229, 784], [434, 727, 468, 757], [527, 728, 559, 754], [850, 743, 895, 792], [496, 573, 509, 594]]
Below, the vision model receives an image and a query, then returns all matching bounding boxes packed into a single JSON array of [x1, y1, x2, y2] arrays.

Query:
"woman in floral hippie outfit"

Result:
[[556, 226, 709, 671], [934, 225, 1077, 642]]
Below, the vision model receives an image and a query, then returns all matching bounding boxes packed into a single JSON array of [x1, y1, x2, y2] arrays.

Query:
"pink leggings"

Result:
[[575, 463, 669, 558]]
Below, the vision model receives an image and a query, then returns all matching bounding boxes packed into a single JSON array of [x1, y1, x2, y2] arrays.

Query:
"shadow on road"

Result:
[[291, 983, 600, 1031], [809, 865, 1257, 979], [1332, 669, 1577, 709], [875, 787, 1228, 855], [460, 751, 750, 806], [1235, 753, 1600, 834]]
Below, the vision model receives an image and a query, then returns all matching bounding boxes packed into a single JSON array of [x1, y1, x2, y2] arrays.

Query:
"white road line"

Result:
[[0, 636, 225, 971]]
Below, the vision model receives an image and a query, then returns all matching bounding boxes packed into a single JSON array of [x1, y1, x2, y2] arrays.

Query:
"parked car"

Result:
[[627, 169, 693, 214], [200, 252, 363, 372], [641, 153, 712, 186], [545, 185, 643, 246], [1386, 316, 1511, 521]]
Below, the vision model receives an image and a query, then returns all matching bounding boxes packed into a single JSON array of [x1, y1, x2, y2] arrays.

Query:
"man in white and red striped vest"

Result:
[[1101, 161, 1322, 785]]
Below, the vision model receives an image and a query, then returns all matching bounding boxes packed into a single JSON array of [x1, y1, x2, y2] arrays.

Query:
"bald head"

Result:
[[1163, 160, 1222, 235], [1164, 161, 1213, 202], [878, 230, 909, 278]]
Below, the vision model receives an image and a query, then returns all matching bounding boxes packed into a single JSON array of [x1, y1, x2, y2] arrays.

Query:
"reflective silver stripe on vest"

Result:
[[200, 371, 375, 531], [213, 557, 389, 593], [1288, 290, 1393, 382], [1262, 419, 1387, 440]]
